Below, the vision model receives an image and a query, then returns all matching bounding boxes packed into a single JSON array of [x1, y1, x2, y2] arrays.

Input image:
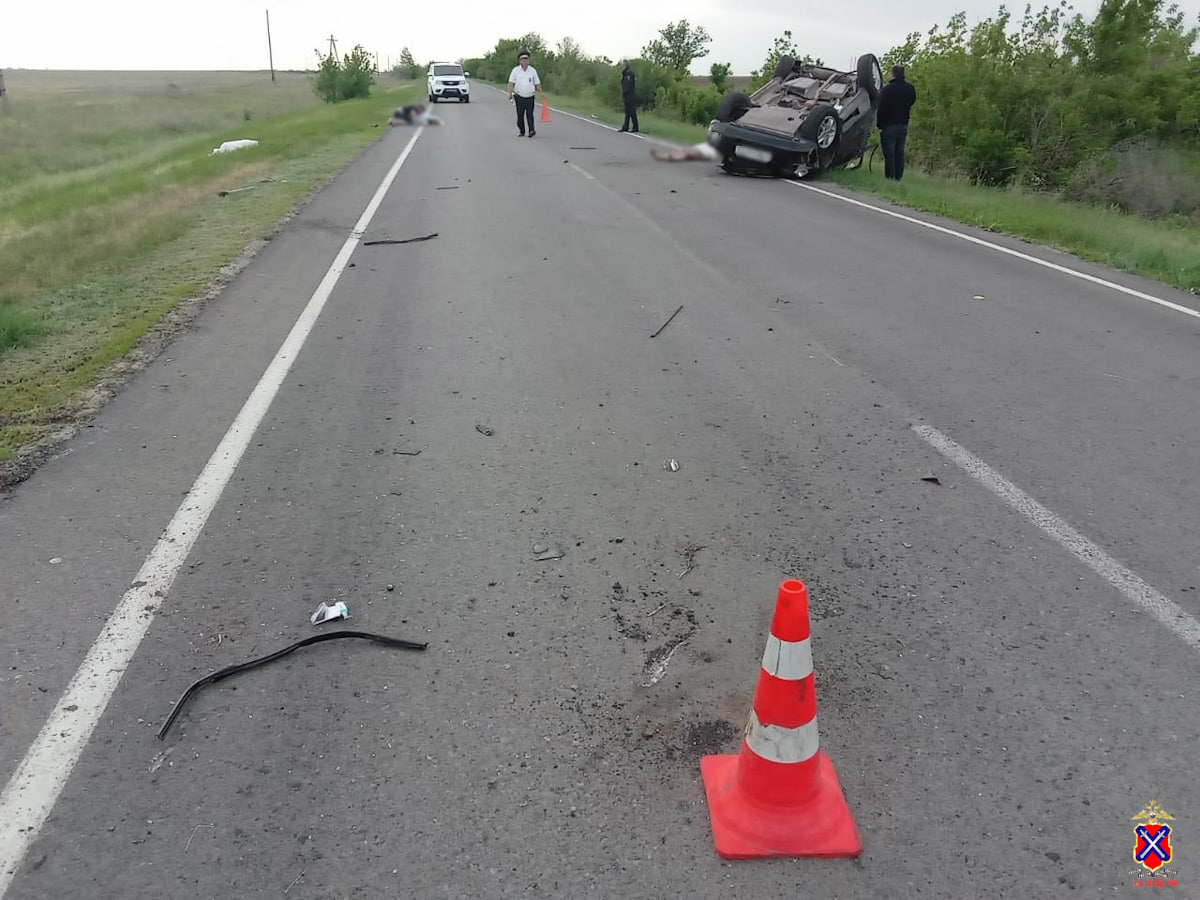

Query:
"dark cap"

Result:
[[518, 51, 530, 59]]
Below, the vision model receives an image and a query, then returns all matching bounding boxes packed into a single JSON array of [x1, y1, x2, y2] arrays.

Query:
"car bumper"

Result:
[[708, 121, 817, 165], [431, 85, 469, 97]]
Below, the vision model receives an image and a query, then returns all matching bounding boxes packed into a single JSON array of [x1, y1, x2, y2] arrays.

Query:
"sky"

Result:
[[3, 0, 1199, 76]]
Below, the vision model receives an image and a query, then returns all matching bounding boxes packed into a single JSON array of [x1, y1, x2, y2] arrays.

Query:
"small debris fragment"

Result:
[[650, 304, 684, 338], [217, 186, 255, 197], [435, 186, 460, 190], [641, 634, 692, 687], [475, 423, 494, 437], [386, 584, 395, 592], [919, 472, 942, 485], [533, 542, 565, 562], [664, 459, 680, 472], [49, 557, 63, 565], [974, 294, 986, 301], [311, 601, 349, 625], [393, 448, 422, 456], [677, 542, 706, 578], [363, 233, 438, 246]]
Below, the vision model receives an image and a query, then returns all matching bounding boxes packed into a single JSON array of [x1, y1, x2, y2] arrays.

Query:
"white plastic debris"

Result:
[[212, 139, 259, 155], [311, 600, 349, 625]]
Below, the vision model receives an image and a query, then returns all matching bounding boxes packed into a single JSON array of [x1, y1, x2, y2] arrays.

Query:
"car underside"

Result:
[[706, 54, 884, 179]]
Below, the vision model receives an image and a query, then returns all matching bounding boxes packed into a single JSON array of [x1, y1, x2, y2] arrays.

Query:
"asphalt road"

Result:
[[2, 86, 1198, 899]]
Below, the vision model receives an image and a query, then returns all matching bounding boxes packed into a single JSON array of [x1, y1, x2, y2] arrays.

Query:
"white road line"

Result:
[[915, 424, 1200, 655], [0, 127, 426, 896], [786, 180, 1200, 320]]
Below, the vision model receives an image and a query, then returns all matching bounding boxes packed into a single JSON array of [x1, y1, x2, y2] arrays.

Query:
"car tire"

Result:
[[714, 91, 752, 123], [463, 96, 470, 103], [773, 55, 796, 83], [857, 54, 884, 104], [798, 103, 842, 168]]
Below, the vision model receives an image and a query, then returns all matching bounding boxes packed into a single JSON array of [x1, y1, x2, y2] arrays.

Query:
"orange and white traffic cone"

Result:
[[700, 578, 862, 859], [540, 96, 551, 123]]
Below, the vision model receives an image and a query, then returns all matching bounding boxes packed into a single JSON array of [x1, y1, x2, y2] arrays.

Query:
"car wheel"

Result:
[[773, 55, 796, 83], [798, 104, 842, 167], [714, 91, 752, 123], [857, 54, 884, 104]]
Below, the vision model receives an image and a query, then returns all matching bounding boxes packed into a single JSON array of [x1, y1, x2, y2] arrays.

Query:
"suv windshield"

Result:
[[433, 66, 462, 77]]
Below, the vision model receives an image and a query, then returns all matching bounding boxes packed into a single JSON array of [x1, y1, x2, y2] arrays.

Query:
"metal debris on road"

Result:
[[393, 448, 422, 456], [362, 233, 439, 246], [650, 304, 684, 338], [664, 459, 680, 472], [533, 542, 566, 561], [156, 630, 428, 740], [311, 600, 349, 625], [476, 423, 494, 436]]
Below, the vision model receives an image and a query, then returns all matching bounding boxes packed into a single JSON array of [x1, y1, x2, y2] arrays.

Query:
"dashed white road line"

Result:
[[915, 424, 1200, 655], [0, 127, 426, 897]]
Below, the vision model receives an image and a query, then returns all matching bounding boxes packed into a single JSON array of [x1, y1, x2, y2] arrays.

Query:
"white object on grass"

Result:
[[212, 139, 260, 154]]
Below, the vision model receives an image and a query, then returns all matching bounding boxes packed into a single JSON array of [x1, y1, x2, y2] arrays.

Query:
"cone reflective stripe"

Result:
[[700, 579, 862, 859]]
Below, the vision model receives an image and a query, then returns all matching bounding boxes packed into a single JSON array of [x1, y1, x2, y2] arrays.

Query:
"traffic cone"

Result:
[[540, 96, 551, 123], [700, 578, 862, 859]]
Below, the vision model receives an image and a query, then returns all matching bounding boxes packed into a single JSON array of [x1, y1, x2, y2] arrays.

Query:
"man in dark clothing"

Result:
[[875, 65, 917, 180], [618, 59, 639, 133]]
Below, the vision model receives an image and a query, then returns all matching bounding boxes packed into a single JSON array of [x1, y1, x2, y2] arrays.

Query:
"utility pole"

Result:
[[0, 70, 8, 115], [266, 10, 276, 82], [328, 35, 338, 59]]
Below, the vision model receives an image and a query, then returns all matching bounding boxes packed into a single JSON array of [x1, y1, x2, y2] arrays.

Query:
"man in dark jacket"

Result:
[[875, 65, 917, 180], [619, 59, 639, 133]]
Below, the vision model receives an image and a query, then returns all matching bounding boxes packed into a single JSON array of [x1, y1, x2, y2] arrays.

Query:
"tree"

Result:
[[397, 47, 420, 79], [641, 19, 712, 72], [709, 61, 731, 91], [749, 30, 823, 89]]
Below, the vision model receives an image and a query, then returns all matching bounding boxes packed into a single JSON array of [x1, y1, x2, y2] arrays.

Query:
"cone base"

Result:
[[700, 751, 863, 860]]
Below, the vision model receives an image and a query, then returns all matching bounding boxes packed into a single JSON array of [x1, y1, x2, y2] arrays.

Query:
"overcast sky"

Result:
[[4, 0, 1198, 75]]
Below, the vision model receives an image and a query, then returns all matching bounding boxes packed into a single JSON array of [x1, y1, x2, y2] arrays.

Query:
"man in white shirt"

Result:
[[507, 51, 544, 137]]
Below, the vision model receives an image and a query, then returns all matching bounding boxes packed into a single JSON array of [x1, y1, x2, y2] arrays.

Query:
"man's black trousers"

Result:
[[515, 95, 536, 134], [622, 96, 639, 132]]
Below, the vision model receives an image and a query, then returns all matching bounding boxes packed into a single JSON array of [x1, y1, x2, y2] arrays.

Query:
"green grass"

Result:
[[0, 70, 421, 462], [535, 85, 1200, 295]]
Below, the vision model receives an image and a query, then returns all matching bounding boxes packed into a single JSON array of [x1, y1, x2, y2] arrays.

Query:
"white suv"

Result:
[[427, 63, 470, 103]]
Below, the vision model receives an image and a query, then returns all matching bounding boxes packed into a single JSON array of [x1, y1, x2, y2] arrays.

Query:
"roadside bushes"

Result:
[[313, 45, 376, 103], [884, 0, 1200, 217]]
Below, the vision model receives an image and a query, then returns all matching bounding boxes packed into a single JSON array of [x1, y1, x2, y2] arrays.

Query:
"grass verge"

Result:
[[0, 70, 421, 474], [536, 85, 1200, 296]]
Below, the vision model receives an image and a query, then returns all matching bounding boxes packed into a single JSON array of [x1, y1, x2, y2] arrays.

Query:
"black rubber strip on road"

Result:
[[156, 630, 428, 740]]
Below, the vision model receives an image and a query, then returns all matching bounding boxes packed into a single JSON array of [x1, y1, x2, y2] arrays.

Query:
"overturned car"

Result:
[[704, 54, 884, 178]]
